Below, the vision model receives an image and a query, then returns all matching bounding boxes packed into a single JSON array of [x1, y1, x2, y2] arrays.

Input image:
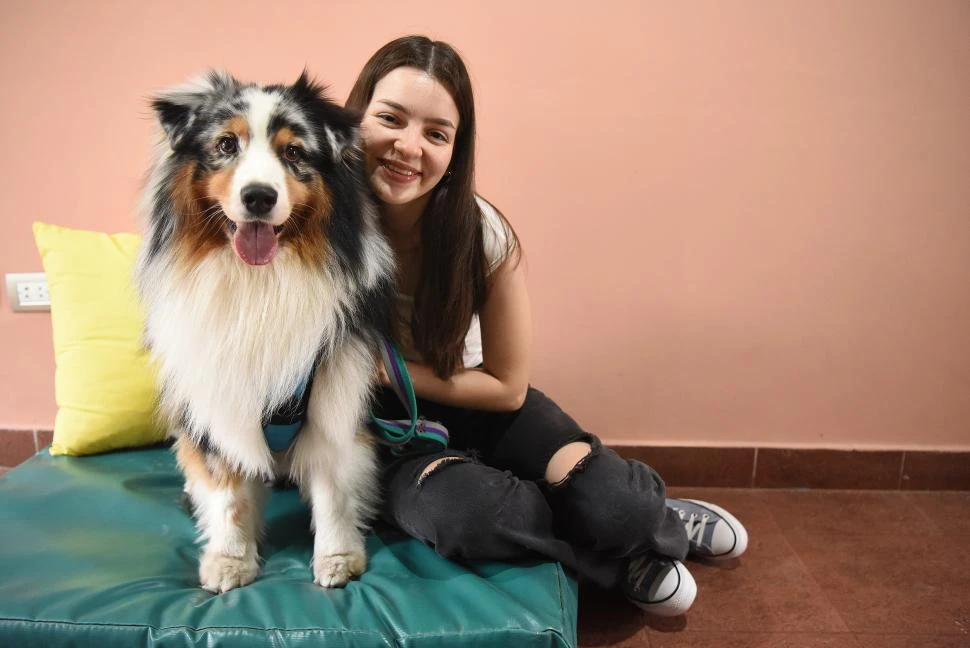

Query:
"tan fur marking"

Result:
[[272, 128, 332, 263], [231, 497, 250, 527], [226, 116, 250, 144], [282, 176, 332, 266], [205, 167, 234, 214], [167, 161, 231, 266], [286, 173, 310, 208], [175, 437, 243, 491], [175, 436, 216, 491], [271, 127, 299, 151], [355, 428, 377, 451]]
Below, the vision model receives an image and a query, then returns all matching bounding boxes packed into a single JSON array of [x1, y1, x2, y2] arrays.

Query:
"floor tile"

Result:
[[579, 634, 648, 648], [578, 586, 648, 647], [668, 533, 848, 633], [576, 490, 970, 645], [647, 632, 860, 647], [760, 490, 943, 537], [667, 487, 783, 535], [902, 491, 970, 536], [786, 533, 970, 634], [853, 635, 970, 647]]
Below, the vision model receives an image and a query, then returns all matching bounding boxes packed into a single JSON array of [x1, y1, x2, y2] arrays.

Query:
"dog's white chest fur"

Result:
[[142, 248, 340, 465]]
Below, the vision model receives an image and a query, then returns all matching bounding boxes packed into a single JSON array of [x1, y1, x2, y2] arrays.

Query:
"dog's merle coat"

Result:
[[135, 70, 395, 592]]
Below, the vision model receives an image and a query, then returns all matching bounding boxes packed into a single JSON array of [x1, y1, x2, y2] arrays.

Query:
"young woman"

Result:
[[346, 35, 748, 617]]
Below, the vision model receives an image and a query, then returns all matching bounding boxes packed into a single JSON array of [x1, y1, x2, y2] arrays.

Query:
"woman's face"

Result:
[[360, 67, 460, 212]]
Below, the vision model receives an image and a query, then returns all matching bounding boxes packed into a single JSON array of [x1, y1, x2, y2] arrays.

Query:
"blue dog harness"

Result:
[[262, 338, 450, 454], [262, 371, 314, 453]]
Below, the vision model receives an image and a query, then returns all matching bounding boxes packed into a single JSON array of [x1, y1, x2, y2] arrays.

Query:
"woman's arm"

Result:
[[390, 258, 532, 411]]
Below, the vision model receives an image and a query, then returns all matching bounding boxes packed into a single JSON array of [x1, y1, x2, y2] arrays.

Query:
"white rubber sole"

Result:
[[628, 559, 697, 617]]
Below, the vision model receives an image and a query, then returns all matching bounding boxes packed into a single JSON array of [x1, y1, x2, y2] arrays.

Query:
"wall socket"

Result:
[[5, 273, 51, 312]]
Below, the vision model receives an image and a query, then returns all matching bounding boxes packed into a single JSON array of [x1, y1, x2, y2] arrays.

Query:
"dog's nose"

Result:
[[241, 184, 278, 216]]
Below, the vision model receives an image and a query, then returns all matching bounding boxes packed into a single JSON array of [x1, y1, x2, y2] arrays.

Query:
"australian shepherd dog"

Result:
[[135, 71, 395, 592]]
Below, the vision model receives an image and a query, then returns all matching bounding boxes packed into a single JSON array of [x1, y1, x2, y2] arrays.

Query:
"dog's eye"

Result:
[[217, 136, 238, 156], [283, 145, 304, 163]]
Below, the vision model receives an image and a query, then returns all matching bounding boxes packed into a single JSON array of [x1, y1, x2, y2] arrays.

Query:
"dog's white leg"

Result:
[[176, 437, 266, 593], [305, 430, 377, 587], [290, 337, 379, 588]]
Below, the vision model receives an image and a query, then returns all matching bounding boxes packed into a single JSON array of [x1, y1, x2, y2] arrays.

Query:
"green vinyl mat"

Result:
[[0, 446, 577, 647]]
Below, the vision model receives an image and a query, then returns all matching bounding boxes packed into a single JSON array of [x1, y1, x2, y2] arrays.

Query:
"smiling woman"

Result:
[[361, 67, 459, 212], [347, 39, 489, 381], [342, 35, 749, 620]]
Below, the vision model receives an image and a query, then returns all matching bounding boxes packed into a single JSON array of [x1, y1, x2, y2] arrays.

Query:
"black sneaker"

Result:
[[621, 554, 697, 617], [667, 498, 748, 560]]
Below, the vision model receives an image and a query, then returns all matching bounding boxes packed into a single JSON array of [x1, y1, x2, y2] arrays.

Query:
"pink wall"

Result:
[[1, 1, 968, 449]]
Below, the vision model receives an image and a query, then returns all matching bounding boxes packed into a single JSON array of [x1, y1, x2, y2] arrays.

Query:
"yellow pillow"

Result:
[[33, 222, 163, 455]]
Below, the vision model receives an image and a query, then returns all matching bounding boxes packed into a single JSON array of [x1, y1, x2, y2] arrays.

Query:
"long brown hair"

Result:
[[347, 36, 519, 379]]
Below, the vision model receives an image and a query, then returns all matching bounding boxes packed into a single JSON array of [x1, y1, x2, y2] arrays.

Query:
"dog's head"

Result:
[[150, 70, 359, 266]]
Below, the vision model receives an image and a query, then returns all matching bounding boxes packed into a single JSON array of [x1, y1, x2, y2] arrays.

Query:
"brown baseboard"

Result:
[[2, 428, 967, 490], [0, 429, 42, 469], [612, 446, 970, 491]]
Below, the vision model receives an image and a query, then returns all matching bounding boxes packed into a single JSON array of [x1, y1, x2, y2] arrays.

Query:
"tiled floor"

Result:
[[578, 488, 970, 647]]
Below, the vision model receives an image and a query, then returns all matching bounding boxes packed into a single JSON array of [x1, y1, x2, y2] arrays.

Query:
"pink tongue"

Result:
[[231, 221, 278, 265]]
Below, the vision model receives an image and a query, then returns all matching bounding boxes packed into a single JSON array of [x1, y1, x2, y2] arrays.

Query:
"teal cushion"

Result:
[[0, 447, 578, 647]]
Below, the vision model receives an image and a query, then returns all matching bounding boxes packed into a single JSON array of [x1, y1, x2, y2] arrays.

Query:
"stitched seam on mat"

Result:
[[375, 630, 565, 639], [0, 617, 390, 637], [0, 617, 565, 640], [556, 566, 566, 627], [554, 566, 572, 647]]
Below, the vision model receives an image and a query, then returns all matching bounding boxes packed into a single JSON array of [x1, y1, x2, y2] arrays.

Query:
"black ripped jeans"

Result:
[[373, 387, 688, 589]]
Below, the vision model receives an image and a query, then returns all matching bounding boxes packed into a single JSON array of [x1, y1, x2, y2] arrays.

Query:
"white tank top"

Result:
[[393, 196, 511, 367]]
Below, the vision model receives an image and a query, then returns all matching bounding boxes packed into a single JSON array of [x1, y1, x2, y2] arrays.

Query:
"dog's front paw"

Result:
[[199, 550, 259, 593], [313, 549, 367, 588]]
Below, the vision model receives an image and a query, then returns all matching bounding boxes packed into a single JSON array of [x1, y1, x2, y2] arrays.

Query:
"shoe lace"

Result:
[[676, 507, 711, 544], [627, 554, 656, 591]]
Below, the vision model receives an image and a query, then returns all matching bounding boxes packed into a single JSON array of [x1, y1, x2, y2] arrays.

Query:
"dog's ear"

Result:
[[292, 68, 320, 97], [152, 70, 236, 150], [326, 125, 360, 164], [321, 107, 364, 166], [290, 69, 360, 164], [151, 96, 196, 149]]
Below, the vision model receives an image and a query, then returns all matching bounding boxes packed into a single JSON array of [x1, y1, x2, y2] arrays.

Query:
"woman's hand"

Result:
[[375, 355, 390, 387], [389, 256, 531, 412]]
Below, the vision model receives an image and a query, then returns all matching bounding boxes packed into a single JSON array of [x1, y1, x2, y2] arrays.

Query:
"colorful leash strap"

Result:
[[369, 337, 449, 452]]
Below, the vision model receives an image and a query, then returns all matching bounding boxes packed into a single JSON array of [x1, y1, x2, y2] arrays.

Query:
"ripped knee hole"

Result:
[[417, 456, 466, 486], [546, 441, 594, 487]]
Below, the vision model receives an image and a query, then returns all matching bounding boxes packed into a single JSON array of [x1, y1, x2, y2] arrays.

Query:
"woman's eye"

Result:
[[283, 145, 304, 163], [376, 113, 398, 125], [428, 131, 448, 143], [217, 136, 237, 155]]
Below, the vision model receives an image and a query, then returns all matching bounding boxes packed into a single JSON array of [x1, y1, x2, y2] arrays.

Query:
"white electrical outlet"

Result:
[[5, 272, 51, 312]]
